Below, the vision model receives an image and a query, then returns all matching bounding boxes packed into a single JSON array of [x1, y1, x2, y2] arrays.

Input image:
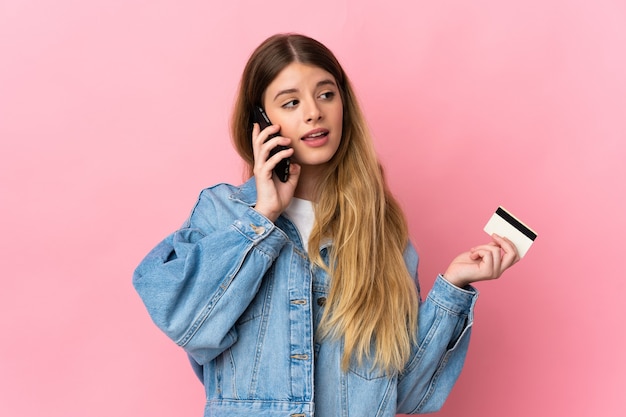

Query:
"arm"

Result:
[[397, 234, 519, 413], [396, 275, 477, 413], [132, 188, 289, 365], [133, 122, 301, 366]]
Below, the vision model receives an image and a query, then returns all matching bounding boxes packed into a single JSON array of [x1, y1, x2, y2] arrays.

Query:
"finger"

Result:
[[472, 246, 502, 278], [266, 146, 294, 170], [254, 124, 281, 145], [267, 135, 292, 150], [470, 241, 499, 252], [253, 136, 291, 176], [473, 237, 512, 259], [251, 123, 264, 165], [491, 233, 520, 268], [286, 162, 301, 185], [252, 124, 281, 157], [470, 242, 500, 254], [475, 249, 497, 278]]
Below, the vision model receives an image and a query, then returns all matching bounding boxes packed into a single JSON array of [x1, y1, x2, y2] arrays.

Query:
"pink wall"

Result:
[[1, 1, 624, 416]]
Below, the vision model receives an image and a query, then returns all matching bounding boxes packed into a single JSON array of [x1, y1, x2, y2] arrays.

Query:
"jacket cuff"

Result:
[[427, 275, 479, 317], [231, 207, 288, 257]]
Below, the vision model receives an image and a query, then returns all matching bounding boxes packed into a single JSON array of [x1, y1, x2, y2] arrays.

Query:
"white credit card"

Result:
[[484, 206, 537, 258]]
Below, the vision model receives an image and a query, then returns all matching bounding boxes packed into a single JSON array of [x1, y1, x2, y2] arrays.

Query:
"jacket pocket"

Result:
[[348, 348, 390, 380]]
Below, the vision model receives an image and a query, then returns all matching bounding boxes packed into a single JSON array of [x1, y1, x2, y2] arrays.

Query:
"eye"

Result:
[[282, 99, 299, 109], [319, 91, 335, 100]]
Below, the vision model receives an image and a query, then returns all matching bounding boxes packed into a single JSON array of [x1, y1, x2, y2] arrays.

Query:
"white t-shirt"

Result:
[[284, 197, 315, 252]]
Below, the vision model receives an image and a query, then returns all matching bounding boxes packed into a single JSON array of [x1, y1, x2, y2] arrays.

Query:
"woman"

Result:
[[133, 33, 519, 416]]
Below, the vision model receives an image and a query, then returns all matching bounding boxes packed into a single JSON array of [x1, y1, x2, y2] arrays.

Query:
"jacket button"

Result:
[[317, 297, 326, 306], [250, 224, 265, 235]]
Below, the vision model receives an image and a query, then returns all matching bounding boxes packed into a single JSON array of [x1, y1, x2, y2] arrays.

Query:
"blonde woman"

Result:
[[133, 33, 519, 417]]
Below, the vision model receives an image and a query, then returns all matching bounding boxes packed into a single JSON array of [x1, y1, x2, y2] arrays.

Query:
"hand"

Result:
[[443, 234, 520, 288], [251, 123, 301, 222]]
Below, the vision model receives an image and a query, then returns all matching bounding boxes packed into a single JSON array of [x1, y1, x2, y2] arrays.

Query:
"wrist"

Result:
[[253, 205, 280, 223], [441, 273, 471, 289]]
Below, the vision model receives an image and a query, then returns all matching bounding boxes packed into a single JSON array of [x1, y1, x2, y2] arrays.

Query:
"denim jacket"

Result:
[[133, 178, 478, 417]]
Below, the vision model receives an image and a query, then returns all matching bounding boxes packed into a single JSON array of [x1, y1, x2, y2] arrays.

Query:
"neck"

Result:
[[294, 164, 327, 201]]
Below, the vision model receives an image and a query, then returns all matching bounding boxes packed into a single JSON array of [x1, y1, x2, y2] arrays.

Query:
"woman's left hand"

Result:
[[442, 233, 520, 288]]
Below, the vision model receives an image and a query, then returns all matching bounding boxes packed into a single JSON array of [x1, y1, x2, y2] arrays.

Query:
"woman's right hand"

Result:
[[251, 123, 301, 222]]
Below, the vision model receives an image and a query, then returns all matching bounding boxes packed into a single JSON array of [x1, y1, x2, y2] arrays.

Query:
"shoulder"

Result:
[[199, 182, 241, 201], [198, 177, 257, 205], [183, 179, 256, 229]]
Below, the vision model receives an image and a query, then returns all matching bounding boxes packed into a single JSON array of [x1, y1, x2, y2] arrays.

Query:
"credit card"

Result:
[[484, 206, 537, 258]]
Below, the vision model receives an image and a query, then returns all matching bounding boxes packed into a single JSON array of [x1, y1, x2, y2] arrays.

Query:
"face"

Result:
[[262, 62, 343, 172]]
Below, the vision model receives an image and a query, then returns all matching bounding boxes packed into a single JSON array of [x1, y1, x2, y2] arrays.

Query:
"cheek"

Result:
[[335, 110, 344, 135], [265, 112, 295, 137], [334, 102, 344, 128], [279, 120, 300, 140]]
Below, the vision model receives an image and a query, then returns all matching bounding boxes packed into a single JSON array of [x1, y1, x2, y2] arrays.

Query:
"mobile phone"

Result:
[[252, 106, 290, 182]]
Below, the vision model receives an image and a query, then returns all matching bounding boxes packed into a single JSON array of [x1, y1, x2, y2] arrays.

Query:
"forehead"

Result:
[[266, 62, 337, 92]]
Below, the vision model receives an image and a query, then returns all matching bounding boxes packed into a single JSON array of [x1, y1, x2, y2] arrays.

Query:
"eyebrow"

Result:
[[273, 79, 337, 101]]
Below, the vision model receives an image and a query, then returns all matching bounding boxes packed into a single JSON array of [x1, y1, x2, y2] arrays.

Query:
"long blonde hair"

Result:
[[231, 34, 418, 374]]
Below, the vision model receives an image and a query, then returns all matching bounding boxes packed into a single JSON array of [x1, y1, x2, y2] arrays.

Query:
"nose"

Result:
[[304, 100, 322, 123]]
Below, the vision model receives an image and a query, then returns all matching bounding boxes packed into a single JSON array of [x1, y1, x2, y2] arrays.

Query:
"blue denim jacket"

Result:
[[133, 178, 478, 417]]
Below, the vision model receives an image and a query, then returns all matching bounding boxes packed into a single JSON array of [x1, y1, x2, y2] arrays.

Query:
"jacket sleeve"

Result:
[[132, 188, 289, 365], [396, 274, 478, 414]]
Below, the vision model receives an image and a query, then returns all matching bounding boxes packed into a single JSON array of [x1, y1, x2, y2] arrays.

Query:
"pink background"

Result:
[[1, 1, 625, 416]]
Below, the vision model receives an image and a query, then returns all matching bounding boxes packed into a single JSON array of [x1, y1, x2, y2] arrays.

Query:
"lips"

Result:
[[301, 128, 329, 141]]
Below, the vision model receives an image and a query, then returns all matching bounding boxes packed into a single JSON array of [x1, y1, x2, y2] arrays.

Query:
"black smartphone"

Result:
[[253, 106, 290, 182]]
